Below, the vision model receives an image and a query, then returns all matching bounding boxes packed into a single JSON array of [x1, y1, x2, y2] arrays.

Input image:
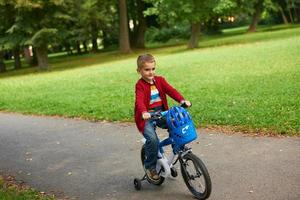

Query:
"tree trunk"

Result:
[[31, 48, 38, 66], [287, 6, 294, 23], [135, 0, 147, 49], [247, 0, 264, 33], [0, 51, 6, 73], [293, 1, 298, 23], [64, 42, 74, 55], [13, 46, 22, 70], [76, 41, 81, 54], [35, 45, 49, 70], [278, 5, 289, 24], [92, 38, 98, 52], [91, 20, 98, 52], [24, 46, 33, 65], [118, 0, 131, 53], [83, 41, 88, 53], [295, 9, 300, 23], [188, 22, 201, 49]]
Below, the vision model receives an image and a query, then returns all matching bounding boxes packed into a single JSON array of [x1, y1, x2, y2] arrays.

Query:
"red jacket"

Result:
[[134, 76, 184, 133]]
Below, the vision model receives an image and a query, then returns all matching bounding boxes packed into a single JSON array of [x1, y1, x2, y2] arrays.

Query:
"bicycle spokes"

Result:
[[184, 159, 205, 192]]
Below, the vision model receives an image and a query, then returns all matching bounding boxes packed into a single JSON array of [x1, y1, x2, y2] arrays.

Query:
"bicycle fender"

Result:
[[157, 158, 171, 178]]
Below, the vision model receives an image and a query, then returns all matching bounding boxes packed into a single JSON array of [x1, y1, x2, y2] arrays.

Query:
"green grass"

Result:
[[199, 24, 300, 48], [0, 188, 54, 200], [0, 25, 299, 135], [0, 176, 54, 200]]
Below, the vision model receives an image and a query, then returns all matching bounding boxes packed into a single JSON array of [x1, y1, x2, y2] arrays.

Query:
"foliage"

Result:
[[145, 25, 190, 43], [144, 0, 237, 25], [1, 0, 70, 47], [0, 0, 299, 70], [79, 0, 118, 45]]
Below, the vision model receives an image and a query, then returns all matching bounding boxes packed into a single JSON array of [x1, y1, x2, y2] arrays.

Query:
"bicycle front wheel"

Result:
[[180, 152, 211, 200]]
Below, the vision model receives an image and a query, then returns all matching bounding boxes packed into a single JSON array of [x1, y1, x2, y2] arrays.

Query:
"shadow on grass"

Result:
[[0, 50, 137, 79], [0, 44, 191, 79]]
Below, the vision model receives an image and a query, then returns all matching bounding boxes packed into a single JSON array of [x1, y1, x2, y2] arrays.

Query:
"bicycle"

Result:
[[133, 104, 212, 200]]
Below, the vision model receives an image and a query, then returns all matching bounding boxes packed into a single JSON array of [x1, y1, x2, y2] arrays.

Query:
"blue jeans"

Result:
[[143, 117, 168, 170]]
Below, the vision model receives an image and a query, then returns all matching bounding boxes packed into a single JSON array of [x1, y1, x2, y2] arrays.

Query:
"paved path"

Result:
[[0, 112, 299, 200]]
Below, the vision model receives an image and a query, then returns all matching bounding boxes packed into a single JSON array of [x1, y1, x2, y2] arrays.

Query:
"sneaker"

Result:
[[146, 168, 159, 181]]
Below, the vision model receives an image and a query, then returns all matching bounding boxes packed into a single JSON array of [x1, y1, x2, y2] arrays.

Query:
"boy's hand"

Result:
[[142, 112, 151, 120], [181, 100, 192, 107]]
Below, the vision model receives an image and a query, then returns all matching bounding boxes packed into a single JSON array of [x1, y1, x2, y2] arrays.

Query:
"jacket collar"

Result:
[[141, 76, 156, 85]]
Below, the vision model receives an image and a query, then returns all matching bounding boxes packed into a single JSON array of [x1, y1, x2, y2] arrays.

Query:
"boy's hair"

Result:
[[137, 54, 155, 70]]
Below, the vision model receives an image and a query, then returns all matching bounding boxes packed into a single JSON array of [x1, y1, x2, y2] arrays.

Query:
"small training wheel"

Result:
[[134, 178, 142, 190]]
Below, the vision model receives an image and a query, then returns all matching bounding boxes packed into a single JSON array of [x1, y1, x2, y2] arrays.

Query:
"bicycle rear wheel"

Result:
[[180, 152, 211, 200], [141, 145, 165, 185]]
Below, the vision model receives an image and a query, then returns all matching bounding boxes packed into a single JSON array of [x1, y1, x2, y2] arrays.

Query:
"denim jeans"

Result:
[[143, 116, 168, 170]]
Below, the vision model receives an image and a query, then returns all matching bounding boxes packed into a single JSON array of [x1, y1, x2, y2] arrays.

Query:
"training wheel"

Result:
[[134, 178, 142, 190]]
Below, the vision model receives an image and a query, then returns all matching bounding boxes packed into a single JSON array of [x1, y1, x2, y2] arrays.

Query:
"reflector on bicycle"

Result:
[[166, 106, 197, 146]]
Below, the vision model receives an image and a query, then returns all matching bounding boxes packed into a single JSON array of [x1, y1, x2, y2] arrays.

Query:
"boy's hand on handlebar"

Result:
[[142, 112, 151, 120], [181, 100, 192, 108]]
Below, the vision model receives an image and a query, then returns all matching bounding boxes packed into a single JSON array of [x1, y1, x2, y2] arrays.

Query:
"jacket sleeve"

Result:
[[135, 83, 147, 115], [161, 77, 184, 103]]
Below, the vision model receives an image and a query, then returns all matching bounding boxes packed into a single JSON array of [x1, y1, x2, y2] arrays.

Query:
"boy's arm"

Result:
[[161, 77, 184, 102], [135, 83, 147, 115]]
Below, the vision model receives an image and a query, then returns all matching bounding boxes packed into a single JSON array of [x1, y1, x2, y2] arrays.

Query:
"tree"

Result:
[[127, 0, 148, 48], [286, 0, 300, 23], [0, 0, 22, 70], [0, 51, 6, 72], [81, 0, 110, 52], [118, 0, 131, 53], [272, 0, 290, 24], [145, 0, 236, 49], [247, 0, 264, 32], [3, 0, 74, 70]]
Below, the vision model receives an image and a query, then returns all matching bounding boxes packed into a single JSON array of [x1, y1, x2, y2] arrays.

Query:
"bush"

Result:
[[145, 25, 190, 43]]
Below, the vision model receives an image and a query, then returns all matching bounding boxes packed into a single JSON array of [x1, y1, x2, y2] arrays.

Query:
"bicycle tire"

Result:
[[141, 145, 165, 185], [180, 152, 212, 200]]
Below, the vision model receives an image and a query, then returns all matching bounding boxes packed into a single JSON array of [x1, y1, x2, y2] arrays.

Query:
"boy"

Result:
[[134, 54, 191, 181]]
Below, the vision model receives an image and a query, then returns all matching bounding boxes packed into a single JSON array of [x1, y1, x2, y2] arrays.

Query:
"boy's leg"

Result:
[[143, 120, 159, 180]]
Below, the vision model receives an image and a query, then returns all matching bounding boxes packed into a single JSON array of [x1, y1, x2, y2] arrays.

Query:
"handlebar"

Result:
[[149, 102, 192, 120]]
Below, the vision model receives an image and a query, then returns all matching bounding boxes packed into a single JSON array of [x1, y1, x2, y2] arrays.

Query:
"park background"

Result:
[[1, 0, 299, 136], [0, 0, 299, 134], [0, 0, 300, 199]]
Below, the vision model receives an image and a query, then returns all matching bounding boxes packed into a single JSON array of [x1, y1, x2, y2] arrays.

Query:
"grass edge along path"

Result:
[[0, 174, 56, 200]]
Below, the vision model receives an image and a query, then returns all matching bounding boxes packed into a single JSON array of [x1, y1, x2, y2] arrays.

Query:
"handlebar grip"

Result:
[[180, 102, 192, 108], [150, 112, 162, 120]]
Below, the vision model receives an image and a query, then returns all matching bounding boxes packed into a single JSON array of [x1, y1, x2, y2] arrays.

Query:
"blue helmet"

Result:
[[167, 106, 191, 129], [166, 106, 197, 146]]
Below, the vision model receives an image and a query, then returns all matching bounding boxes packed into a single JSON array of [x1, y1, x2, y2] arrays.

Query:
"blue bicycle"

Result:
[[134, 104, 212, 200]]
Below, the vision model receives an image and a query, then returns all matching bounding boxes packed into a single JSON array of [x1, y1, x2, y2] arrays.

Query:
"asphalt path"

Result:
[[0, 112, 299, 200]]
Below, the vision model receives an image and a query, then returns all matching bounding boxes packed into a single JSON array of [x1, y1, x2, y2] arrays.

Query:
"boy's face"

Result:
[[138, 62, 156, 83]]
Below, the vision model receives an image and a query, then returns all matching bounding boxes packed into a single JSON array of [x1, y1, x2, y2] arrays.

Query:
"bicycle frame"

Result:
[[141, 136, 179, 178]]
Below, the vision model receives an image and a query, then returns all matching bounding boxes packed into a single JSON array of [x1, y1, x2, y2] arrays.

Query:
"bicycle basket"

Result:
[[166, 106, 197, 146]]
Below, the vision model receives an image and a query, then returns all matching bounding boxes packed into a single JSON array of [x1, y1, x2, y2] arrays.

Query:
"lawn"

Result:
[[0, 25, 299, 135], [0, 175, 54, 200]]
